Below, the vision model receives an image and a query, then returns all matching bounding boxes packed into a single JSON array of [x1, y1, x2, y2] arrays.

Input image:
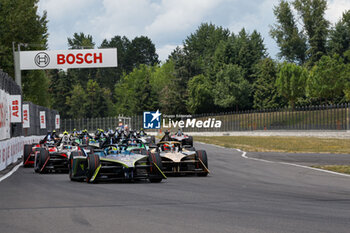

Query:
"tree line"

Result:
[[1, 0, 350, 118]]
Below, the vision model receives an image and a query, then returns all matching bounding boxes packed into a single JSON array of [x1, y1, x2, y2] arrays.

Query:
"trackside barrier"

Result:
[[0, 135, 44, 171]]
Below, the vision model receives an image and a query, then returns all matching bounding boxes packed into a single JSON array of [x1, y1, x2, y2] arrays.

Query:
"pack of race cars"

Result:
[[23, 128, 209, 183]]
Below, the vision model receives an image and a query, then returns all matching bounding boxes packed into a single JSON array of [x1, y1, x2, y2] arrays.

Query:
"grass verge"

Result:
[[194, 136, 350, 154], [311, 165, 350, 175]]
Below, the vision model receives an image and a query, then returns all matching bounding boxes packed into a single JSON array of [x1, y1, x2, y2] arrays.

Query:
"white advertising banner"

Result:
[[39, 111, 46, 129], [0, 89, 11, 140], [19, 48, 118, 70], [0, 135, 44, 171], [10, 95, 21, 123], [55, 114, 60, 129], [22, 104, 30, 128]]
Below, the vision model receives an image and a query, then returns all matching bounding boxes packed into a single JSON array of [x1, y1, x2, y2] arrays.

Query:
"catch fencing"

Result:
[[22, 101, 59, 136], [61, 104, 349, 133]]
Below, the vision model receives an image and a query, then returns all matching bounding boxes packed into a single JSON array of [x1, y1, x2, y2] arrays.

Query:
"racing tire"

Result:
[[23, 144, 32, 167], [187, 136, 193, 147], [148, 152, 163, 183], [86, 153, 100, 183], [35, 148, 49, 173], [196, 150, 208, 176], [69, 152, 80, 181]]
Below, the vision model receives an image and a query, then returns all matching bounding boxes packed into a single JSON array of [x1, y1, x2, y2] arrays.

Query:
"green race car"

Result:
[[68, 144, 166, 183]]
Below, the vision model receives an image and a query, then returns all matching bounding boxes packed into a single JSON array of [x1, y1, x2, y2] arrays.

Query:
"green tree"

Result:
[[270, 0, 307, 64], [253, 58, 285, 109], [0, 0, 48, 76], [127, 36, 159, 69], [214, 64, 251, 111], [22, 70, 50, 107], [115, 65, 158, 115], [328, 10, 350, 59], [0, 0, 49, 106], [293, 0, 330, 64], [66, 33, 97, 88], [65, 84, 87, 118], [182, 23, 230, 77], [187, 74, 214, 114], [213, 29, 267, 83], [49, 70, 73, 118], [276, 62, 307, 109], [85, 80, 108, 118], [68, 32, 95, 49], [307, 54, 346, 104], [98, 36, 131, 90]]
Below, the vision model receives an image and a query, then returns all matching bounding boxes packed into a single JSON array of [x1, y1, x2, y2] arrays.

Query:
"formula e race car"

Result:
[[171, 130, 193, 147], [23, 143, 42, 167], [34, 142, 79, 173], [68, 144, 166, 183], [150, 141, 209, 176]]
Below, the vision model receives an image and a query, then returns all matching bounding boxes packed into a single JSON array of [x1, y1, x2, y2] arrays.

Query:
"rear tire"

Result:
[[35, 148, 49, 173], [148, 152, 163, 183], [23, 144, 32, 167], [196, 150, 208, 176], [187, 136, 193, 147], [69, 152, 79, 181]]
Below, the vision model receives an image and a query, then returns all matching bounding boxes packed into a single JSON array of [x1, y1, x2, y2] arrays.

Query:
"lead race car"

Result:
[[150, 132, 209, 176], [68, 143, 166, 183], [171, 129, 193, 147]]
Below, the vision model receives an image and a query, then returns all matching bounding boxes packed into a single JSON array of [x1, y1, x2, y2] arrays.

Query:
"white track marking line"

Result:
[[0, 163, 23, 182], [239, 149, 350, 177], [197, 141, 350, 177]]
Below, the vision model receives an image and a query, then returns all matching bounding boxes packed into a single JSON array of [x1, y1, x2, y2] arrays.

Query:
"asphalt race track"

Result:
[[1, 143, 350, 233]]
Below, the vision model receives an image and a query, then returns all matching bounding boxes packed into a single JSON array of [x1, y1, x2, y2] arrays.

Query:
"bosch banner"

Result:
[[19, 48, 118, 70], [10, 95, 21, 123], [22, 104, 30, 128], [39, 111, 46, 129]]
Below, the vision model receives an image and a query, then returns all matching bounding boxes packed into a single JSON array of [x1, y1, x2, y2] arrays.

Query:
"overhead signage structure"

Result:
[[19, 48, 118, 70]]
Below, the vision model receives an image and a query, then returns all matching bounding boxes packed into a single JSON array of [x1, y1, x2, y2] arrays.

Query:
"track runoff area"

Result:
[[1, 138, 350, 233]]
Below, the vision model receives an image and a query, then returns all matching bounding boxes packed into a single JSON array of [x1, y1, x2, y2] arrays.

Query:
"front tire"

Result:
[[148, 152, 164, 183], [86, 153, 100, 183]]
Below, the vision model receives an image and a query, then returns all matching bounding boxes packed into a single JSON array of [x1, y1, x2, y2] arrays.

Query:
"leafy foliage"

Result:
[[307, 54, 347, 103], [276, 62, 308, 109], [0, 0, 49, 106], [270, 0, 307, 64], [253, 58, 286, 109]]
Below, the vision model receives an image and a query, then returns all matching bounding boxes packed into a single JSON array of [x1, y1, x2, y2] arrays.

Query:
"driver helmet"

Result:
[[63, 130, 68, 135], [109, 146, 118, 154]]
